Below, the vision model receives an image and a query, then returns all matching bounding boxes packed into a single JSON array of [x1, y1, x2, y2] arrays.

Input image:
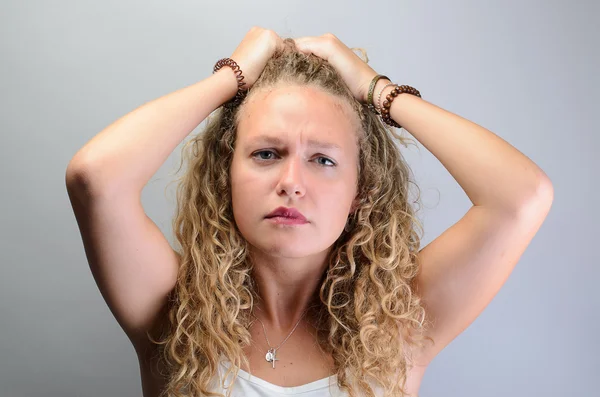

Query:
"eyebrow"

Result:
[[247, 135, 342, 150]]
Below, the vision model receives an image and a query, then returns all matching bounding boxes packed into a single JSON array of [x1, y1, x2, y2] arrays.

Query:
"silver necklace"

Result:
[[251, 307, 309, 369]]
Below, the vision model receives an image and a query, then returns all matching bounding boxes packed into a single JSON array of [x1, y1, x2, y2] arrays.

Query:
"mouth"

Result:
[[265, 206, 308, 222], [265, 216, 309, 225]]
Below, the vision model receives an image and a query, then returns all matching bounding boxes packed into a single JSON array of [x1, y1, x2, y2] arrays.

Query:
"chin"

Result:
[[243, 232, 315, 258], [255, 239, 315, 258]]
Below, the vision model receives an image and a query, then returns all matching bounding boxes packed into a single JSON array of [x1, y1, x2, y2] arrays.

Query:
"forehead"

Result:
[[237, 85, 359, 147]]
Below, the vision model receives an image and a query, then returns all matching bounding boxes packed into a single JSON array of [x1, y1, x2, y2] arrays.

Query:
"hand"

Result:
[[293, 33, 381, 104], [229, 26, 286, 90]]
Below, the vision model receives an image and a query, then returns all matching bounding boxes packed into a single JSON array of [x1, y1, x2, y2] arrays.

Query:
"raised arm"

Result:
[[65, 69, 238, 354]]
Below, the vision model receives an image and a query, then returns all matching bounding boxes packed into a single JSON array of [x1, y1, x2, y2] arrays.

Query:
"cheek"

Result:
[[230, 162, 247, 219], [321, 184, 355, 217], [231, 187, 253, 236], [232, 169, 262, 201], [230, 166, 263, 223], [230, 157, 249, 196]]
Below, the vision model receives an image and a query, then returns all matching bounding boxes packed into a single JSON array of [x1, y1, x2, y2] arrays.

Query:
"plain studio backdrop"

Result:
[[1, 1, 597, 396]]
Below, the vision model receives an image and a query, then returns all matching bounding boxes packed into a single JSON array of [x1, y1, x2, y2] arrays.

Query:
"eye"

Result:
[[251, 150, 336, 167], [252, 150, 279, 161], [315, 156, 336, 167]]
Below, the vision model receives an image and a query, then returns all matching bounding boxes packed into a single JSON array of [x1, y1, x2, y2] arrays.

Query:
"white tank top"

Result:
[[210, 358, 386, 396]]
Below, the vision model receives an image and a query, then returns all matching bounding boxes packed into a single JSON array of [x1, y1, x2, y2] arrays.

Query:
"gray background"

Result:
[[1, 0, 597, 396]]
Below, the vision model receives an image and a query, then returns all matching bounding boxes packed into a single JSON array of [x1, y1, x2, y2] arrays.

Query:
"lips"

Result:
[[265, 206, 307, 222]]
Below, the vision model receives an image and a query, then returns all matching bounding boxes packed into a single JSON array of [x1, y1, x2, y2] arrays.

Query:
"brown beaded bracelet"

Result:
[[213, 57, 248, 108], [379, 84, 422, 128]]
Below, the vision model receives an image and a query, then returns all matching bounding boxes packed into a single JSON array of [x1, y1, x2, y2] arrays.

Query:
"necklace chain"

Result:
[[252, 307, 308, 351], [251, 305, 316, 369]]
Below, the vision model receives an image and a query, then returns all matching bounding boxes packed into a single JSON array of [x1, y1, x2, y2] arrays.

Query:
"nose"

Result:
[[276, 155, 306, 197]]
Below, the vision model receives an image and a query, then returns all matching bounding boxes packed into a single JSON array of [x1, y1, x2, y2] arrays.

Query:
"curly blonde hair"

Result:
[[147, 38, 434, 397]]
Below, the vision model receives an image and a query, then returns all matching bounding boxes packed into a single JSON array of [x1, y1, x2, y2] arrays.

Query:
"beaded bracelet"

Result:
[[375, 82, 396, 115], [366, 74, 422, 128], [379, 85, 422, 128]]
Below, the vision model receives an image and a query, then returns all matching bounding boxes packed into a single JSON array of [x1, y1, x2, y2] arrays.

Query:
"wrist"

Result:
[[372, 79, 394, 113], [213, 68, 241, 101]]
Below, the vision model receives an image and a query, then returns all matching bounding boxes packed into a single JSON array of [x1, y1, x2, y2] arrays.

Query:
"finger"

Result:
[[293, 37, 330, 61], [292, 37, 309, 52], [275, 34, 287, 53]]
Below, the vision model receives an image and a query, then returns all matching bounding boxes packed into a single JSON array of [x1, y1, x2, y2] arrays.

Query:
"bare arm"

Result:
[[66, 68, 239, 195], [375, 80, 553, 366], [65, 68, 239, 354]]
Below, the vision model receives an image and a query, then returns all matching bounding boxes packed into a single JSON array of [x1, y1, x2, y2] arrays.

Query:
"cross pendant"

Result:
[[265, 348, 279, 369]]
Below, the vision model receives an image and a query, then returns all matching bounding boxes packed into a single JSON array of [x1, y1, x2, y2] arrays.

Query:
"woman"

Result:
[[65, 27, 554, 397]]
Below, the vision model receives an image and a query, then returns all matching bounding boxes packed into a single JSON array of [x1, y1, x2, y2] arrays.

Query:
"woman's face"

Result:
[[230, 84, 360, 258]]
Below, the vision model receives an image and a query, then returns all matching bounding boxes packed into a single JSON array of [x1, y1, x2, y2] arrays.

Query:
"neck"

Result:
[[251, 295, 321, 333], [248, 249, 329, 332]]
